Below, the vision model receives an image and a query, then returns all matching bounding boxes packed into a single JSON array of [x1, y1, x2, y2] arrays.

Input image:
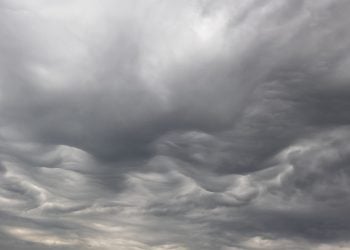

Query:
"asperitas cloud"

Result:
[[1, 0, 350, 249]]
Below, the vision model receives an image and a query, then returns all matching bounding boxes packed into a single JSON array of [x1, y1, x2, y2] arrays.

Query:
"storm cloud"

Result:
[[1, 0, 350, 249]]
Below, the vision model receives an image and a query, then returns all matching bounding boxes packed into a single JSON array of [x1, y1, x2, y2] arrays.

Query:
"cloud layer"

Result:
[[1, 0, 350, 249]]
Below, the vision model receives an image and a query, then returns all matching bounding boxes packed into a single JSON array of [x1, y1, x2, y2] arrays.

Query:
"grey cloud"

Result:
[[1, 0, 350, 249]]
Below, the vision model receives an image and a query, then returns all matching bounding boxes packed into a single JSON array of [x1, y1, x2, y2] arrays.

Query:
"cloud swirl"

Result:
[[1, 0, 350, 249]]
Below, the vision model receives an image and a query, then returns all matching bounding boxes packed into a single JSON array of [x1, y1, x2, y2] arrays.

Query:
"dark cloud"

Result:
[[1, 0, 350, 249]]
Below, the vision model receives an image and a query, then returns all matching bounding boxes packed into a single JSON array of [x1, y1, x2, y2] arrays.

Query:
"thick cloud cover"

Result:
[[1, 0, 350, 249]]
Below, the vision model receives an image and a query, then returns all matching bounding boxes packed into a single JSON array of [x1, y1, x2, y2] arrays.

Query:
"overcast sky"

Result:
[[1, 0, 350, 249]]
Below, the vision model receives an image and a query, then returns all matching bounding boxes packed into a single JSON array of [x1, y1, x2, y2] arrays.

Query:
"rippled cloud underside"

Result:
[[1, 0, 350, 249]]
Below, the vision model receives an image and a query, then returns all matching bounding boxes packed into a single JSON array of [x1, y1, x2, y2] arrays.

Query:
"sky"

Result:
[[1, 0, 350, 249]]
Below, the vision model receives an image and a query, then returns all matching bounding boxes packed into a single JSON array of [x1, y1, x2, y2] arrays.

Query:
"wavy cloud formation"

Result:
[[1, 0, 350, 249]]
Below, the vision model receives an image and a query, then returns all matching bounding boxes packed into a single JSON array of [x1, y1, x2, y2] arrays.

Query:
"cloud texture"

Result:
[[1, 0, 350, 249]]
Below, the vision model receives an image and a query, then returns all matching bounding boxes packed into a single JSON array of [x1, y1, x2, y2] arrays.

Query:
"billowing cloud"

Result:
[[1, 0, 350, 249]]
